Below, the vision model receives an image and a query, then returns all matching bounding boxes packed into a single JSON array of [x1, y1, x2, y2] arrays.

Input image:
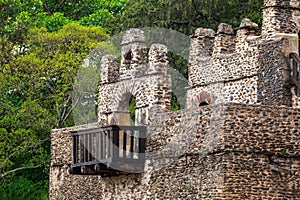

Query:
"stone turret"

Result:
[[188, 28, 215, 86], [120, 29, 148, 79], [212, 23, 236, 55], [99, 54, 119, 84]]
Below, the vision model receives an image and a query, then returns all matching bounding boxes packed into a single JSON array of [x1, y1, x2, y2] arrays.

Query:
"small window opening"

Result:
[[125, 50, 133, 61], [199, 101, 209, 107]]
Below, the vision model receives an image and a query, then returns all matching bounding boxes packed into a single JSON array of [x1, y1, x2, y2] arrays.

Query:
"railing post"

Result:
[[95, 131, 100, 161], [112, 126, 120, 158], [80, 135, 84, 163], [138, 129, 146, 160], [72, 135, 78, 165], [130, 131, 134, 158], [123, 130, 127, 158]]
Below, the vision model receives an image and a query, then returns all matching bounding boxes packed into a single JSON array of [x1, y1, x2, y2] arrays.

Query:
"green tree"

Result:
[[108, 0, 263, 35], [107, 0, 263, 78], [0, 23, 110, 198]]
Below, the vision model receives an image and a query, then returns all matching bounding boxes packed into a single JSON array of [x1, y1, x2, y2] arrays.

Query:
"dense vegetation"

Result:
[[0, 0, 263, 199]]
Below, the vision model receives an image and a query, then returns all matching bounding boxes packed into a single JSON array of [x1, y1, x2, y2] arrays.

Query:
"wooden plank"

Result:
[[79, 135, 84, 162], [107, 130, 111, 158], [95, 132, 100, 161], [88, 133, 93, 161], [112, 128, 119, 158], [72, 136, 78, 164], [102, 130, 105, 159], [123, 131, 127, 158], [130, 133, 134, 159], [84, 134, 89, 162]]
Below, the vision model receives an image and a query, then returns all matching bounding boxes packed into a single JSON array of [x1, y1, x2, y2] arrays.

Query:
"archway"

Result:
[[129, 95, 136, 125], [199, 101, 209, 107], [197, 91, 212, 107]]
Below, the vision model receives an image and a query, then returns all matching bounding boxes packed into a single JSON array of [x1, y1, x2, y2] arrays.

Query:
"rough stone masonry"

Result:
[[50, 0, 300, 199]]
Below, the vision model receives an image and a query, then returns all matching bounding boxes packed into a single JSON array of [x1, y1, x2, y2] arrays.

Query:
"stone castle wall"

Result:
[[50, 104, 300, 199], [50, 0, 300, 199]]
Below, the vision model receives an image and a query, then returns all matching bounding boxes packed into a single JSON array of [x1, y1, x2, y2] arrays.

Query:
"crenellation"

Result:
[[188, 28, 215, 86], [99, 54, 119, 84], [148, 44, 169, 74], [212, 23, 236, 55], [235, 18, 260, 52]]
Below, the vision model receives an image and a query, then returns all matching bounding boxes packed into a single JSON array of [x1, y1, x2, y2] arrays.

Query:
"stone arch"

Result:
[[197, 91, 212, 106], [112, 79, 152, 125]]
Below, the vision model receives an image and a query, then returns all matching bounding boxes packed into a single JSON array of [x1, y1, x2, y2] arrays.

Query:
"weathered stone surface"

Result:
[[99, 54, 119, 84], [50, 104, 300, 199]]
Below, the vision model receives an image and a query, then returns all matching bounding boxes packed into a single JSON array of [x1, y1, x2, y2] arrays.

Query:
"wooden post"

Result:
[[72, 135, 78, 164], [123, 131, 127, 158], [112, 126, 120, 158]]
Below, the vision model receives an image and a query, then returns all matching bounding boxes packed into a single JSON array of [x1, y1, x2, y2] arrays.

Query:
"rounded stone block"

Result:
[[217, 23, 234, 35]]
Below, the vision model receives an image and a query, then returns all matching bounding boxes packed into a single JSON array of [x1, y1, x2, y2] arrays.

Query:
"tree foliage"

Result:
[[108, 0, 263, 35], [0, 23, 109, 199]]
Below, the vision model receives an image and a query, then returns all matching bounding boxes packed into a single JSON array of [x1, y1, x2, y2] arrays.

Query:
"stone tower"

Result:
[[262, 0, 300, 38], [98, 29, 171, 126]]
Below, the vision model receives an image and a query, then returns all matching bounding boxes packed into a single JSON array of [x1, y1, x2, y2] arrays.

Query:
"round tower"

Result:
[[262, 0, 300, 37]]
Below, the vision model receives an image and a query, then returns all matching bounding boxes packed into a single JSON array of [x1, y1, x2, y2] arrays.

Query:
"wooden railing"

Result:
[[69, 125, 147, 176], [290, 53, 300, 95]]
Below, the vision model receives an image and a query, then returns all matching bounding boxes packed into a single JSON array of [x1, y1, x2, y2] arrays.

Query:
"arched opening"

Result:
[[199, 101, 209, 107], [124, 50, 133, 65], [129, 95, 136, 125], [171, 92, 181, 111], [196, 91, 212, 107]]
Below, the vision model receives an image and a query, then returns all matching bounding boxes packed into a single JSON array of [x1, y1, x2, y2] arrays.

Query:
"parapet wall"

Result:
[[188, 20, 260, 87], [50, 103, 300, 199], [188, 14, 299, 107]]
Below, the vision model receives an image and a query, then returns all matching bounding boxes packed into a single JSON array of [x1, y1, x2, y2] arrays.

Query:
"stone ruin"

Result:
[[50, 0, 300, 199]]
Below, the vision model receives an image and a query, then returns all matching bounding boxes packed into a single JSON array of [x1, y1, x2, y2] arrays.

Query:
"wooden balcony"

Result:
[[68, 125, 147, 177]]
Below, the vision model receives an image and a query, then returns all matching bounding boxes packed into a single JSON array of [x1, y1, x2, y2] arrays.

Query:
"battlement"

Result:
[[188, 8, 300, 107], [188, 19, 261, 87]]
